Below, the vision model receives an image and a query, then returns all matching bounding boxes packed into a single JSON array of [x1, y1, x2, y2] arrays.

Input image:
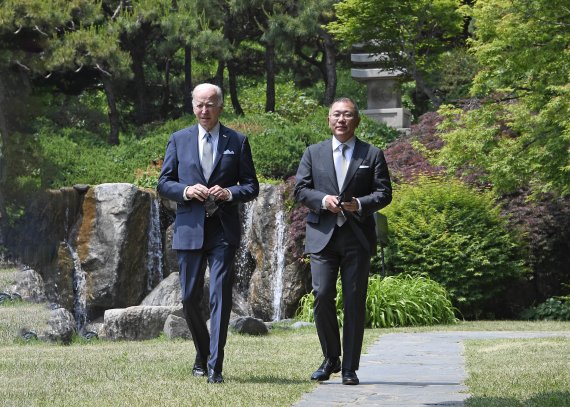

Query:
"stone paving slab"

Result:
[[294, 331, 570, 407]]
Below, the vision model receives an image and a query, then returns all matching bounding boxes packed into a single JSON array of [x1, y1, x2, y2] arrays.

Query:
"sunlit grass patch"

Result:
[[465, 336, 570, 407]]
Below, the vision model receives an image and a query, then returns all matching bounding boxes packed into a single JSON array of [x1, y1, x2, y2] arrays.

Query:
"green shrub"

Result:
[[247, 107, 397, 179], [28, 97, 398, 187], [520, 297, 570, 321], [296, 274, 457, 328], [35, 117, 183, 188], [379, 177, 529, 318], [239, 80, 320, 121]]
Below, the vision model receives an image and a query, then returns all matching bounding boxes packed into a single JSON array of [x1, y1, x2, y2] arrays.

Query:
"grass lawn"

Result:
[[2, 266, 570, 406], [464, 336, 570, 407]]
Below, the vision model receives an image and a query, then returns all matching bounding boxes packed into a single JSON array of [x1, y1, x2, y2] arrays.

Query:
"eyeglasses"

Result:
[[330, 111, 356, 120], [193, 102, 220, 110]]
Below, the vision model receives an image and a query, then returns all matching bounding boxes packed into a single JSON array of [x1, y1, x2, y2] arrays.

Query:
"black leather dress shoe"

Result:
[[341, 369, 359, 385], [192, 357, 207, 377], [310, 357, 341, 381], [207, 369, 224, 384]]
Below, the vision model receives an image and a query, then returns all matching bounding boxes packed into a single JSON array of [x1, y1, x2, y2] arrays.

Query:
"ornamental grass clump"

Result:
[[296, 274, 457, 328]]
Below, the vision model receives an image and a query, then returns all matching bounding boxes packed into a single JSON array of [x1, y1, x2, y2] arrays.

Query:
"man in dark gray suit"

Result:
[[157, 83, 259, 384], [294, 97, 392, 385]]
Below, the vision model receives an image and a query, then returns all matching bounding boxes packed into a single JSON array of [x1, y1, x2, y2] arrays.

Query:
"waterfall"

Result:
[[146, 196, 164, 292], [235, 201, 255, 293], [64, 241, 87, 331], [272, 208, 286, 321]]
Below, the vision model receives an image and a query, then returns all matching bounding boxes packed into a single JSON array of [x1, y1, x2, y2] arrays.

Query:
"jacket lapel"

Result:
[[322, 139, 339, 194], [213, 124, 230, 175], [187, 126, 206, 181]]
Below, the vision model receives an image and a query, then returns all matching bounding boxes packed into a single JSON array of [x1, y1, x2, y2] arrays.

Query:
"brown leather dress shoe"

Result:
[[310, 357, 341, 381], [341, 369, 359, 385]]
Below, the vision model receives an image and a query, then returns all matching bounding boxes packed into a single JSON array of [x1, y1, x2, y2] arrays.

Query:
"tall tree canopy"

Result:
[[327, 0, 468, 109], [435, 0, 570, 196]]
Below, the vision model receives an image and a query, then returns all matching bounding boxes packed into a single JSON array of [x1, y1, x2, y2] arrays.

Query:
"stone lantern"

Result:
[[351, 52, 411, 132]]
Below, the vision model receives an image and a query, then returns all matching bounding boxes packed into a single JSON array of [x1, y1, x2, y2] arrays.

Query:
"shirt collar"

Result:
[[332, 135, 356, 151], [198, 123, 221, 140]]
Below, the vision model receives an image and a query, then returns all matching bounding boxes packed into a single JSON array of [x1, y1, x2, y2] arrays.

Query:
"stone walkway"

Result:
[[294, 331, 569, 407]]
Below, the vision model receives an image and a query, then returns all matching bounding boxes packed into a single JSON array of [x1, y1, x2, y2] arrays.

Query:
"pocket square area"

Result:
[[223, 150, 235, 154], [358, 165, 370, 168]]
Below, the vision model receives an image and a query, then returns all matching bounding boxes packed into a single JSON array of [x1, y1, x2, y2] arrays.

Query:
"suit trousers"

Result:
[[176, 216, 237, 373], [310, 223, 371, 371]]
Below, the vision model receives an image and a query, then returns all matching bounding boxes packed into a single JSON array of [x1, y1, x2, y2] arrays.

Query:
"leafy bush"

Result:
[[500, 190, 570, 302], [35, 118, 178, 188], [27, 94, 399, 188], [239, 80, 320, 121], [379, 177, 529, 319], [296, 274, 457, 328], [520, 297, 570, 321]]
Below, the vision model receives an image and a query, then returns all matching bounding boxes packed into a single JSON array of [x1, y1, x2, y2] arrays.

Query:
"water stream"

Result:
[[64, 241, 87, 331], [146, 196, 164, 292], [272, 208, 286, 321], [235, 201, 255, 294]]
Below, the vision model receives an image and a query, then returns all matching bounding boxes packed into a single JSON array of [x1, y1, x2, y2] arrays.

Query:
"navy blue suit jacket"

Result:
[[157, 123, 259, 250], [294, 137, 392, 255]]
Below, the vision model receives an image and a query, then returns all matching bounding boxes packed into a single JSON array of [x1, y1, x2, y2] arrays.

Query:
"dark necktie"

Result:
[[202, 133, 214, 181]]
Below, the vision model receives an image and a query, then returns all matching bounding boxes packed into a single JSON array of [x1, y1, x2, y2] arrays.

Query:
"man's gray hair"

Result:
[[192, 83, 224, 107], [329, 97, 360, 117]]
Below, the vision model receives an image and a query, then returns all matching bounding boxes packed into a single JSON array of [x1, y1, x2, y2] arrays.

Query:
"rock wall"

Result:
[[12, 182, 310, 328]]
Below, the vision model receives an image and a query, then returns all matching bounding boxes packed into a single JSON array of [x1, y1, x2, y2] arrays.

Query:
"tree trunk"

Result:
[[214, 60, 225, 91], [265, 42, 276, 113], [321, 31, 337, 105], [0, 75, 8, 247], [227, 61, 244, 115], [160, 58, 171, 119], [184, 45, 193, 114], [101, 75, 120, 146], [415, 71, 441, 108], [130, 44, 148, 126]]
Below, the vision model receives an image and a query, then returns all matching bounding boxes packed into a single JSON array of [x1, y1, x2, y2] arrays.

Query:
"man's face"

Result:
[[192, 86, 223, 131], [328, 101, 360, 142]]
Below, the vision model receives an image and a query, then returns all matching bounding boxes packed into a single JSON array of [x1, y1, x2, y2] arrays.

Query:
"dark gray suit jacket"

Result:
[[157, 123, 259, 250], [294, 137, 392, 255]]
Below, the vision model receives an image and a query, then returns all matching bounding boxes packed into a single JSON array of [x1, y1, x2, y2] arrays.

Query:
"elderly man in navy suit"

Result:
[[294, 97, 392, 385], [157, 83, 259, 384]]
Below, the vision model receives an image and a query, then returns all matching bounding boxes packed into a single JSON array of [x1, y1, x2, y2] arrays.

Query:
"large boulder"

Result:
[[163, 314, 192, 340], [75, 184, 159, 317], [243, 184, 310, 321], [229, 316, 268, 335], [43, 307, 76, 344], [11, 267, 47, 303], [141, 272, 181, 306], [103, 305, 182, 340]]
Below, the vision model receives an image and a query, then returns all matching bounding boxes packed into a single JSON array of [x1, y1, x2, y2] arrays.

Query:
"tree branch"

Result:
[[111, 1, 123, 20], [15, 60, 31, 71], [96, 64, 112, 77], [34, 25, 48, 37]]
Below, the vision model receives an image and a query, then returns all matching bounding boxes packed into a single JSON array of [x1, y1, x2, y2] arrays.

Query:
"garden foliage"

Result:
[[296, 274, 457, 328], [520, 297, 570, 322], [28, 97, 396, 189], [435, 0, 570, 196], [380, 177, 528, 319]]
